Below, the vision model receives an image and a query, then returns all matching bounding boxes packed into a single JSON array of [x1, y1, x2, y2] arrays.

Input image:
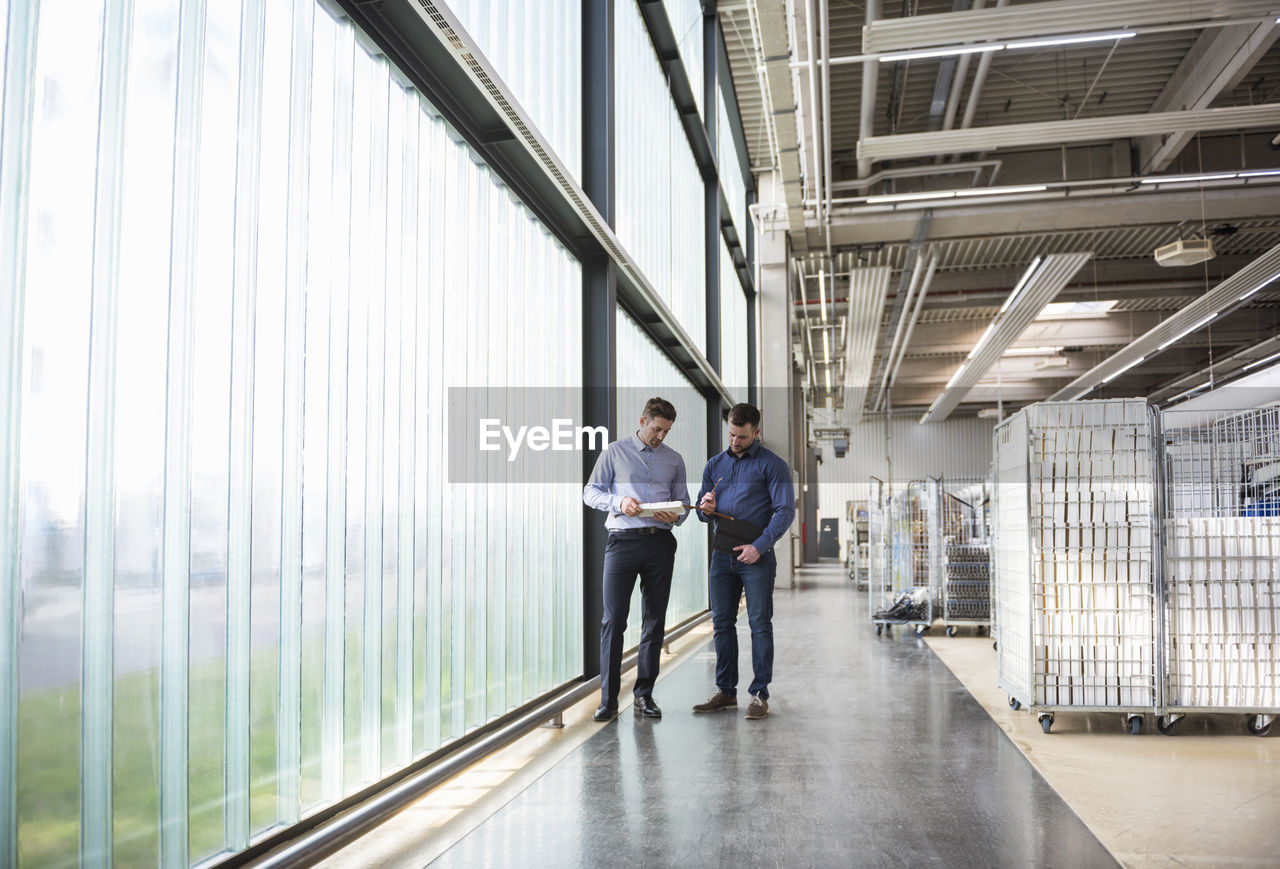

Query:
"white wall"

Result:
[[814, 415, 996, 521]]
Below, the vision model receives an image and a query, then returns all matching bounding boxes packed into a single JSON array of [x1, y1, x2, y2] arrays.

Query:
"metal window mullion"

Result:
[[0, 0, 39, 861], [158, 0, 206, 862], [276, 0, 313, 826], [82, 0, 133, 861], [226, 0, 267, 848]]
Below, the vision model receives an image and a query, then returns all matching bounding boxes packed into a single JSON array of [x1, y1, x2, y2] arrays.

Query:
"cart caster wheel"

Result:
[[1127, 715, 1143, 736], [1008, 696, 1021, 711], [945, 626, 958, 637], [1247, 715, 1272, 737], [1157, 715, 1180, 736], [1038, 713, 1054, 734], [913, 624, 927, 637], [993, 640, 998, 651], [876, 624, 883, 636]]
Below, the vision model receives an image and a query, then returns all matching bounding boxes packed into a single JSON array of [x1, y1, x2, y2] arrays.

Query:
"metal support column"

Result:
[[704, 1, 724, 460], [581, 0, 616, 680]]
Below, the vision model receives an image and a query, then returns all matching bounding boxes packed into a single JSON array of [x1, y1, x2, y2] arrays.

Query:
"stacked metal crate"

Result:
[[993, 399, 1159, 734], [1158, 406, 1279, 736], [940, 477, 991, 636]]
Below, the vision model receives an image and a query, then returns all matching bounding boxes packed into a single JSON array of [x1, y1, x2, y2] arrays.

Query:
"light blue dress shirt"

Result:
[[583, 433, 690, 531]]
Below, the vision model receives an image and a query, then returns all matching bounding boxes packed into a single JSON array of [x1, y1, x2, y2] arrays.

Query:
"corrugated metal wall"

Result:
[[815, 416, 996, 521]]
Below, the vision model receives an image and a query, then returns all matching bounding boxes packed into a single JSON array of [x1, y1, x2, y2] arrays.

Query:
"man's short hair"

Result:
[[643, 396, 677, 422], [727, 403, 761, 428]]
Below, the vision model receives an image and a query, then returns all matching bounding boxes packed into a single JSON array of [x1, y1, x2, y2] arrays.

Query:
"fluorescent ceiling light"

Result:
[[1243, 349, 1280, 371], [866, 190, 956, 204], [1238, 169, 1280, 179], [867, 184, 1047, 205], [999, 257, 1044, 315], [955, 184, 1048, 197], [1004, 30, 1135, 50], [1003, 345, 1064, 357], [825, 369, 832, 391], [1156, 313, 1217, 352], [879, 44, 1002, 63], [823, 331, 830, 365], [1101, 355, 1145, 384], [1140, 172, 1237, 185], [818, 270, 828, 322], [1238, 272, 1280, 301]]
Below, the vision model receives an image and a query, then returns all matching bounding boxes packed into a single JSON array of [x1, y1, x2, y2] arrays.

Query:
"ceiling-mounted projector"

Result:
[[1154, 237, 1216, 267]]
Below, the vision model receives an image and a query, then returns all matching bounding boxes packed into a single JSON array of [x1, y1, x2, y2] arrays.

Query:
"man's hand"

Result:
[[699, 491, 717, 512], [620, 497, 642, 516], [653, 510, 680, 523], [733, 544, 760, 564]]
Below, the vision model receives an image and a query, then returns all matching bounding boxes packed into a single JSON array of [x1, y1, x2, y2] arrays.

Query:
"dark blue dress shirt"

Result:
[[696, 439, 795, 552]]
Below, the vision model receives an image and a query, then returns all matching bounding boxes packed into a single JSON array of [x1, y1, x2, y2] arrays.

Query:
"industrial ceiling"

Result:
[[721, 0, 1280, 422]]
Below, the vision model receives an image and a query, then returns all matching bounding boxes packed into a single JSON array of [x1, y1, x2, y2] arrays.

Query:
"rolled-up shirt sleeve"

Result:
[[583, 448, 619, 513]]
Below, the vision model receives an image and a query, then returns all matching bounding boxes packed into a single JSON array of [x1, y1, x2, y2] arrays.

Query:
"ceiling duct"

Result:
[[922, 252, 1093, 422], [861, 0, 1276, 53], [842, 266, 892, 424], [1050, 242, 1280, 400]]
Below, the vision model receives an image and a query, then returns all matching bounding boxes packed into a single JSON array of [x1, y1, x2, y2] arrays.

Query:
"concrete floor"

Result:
[[320, 562, 1279, 868]]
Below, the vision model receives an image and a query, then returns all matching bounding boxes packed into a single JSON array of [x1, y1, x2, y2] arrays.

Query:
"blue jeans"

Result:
[[599, 531, 677, 706], [708, 548, 776, 700]]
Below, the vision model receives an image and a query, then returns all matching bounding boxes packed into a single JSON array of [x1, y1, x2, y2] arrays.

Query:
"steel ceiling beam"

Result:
[[752, 0, 807, 251], [858, 103, 1280, 164], [861, 0, 1277, 53], [1137, 22, 1280, 173]]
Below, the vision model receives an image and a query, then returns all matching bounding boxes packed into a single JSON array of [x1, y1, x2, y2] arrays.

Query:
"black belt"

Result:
[[609, 527, 671, 536]]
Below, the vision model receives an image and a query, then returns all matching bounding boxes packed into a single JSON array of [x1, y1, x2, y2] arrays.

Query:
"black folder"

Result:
[[712, 516, 765, 554]]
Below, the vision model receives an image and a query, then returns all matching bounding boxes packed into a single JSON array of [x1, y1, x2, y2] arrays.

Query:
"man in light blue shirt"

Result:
[[583, 397, 689, 721]]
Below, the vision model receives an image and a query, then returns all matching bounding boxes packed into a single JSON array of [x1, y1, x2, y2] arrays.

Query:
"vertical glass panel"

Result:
[[720, 238, 748, 402], [664, 0, 702, 117], [16, 0, 103, 862], [616, 314, 709, 637], [188, 0, 240, 855], [112, 0, 179, 862], [717, 86, 747, 241]]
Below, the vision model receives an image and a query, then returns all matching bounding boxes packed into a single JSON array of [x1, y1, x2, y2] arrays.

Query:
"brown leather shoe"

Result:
[[745, 694, 769, 719], [692, 690, 737, 712]]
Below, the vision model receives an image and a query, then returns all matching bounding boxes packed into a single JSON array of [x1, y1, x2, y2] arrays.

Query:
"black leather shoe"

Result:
[[592, 703, 618, 722], [634, 696, 662, 719]]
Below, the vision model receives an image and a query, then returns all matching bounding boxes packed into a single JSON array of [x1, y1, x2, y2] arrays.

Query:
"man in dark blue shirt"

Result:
[[692, 403, 795, 719], [584, 397, 690, 721]]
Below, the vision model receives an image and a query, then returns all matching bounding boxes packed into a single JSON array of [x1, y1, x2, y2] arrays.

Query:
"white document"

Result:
[[636, 500, 686, 517]]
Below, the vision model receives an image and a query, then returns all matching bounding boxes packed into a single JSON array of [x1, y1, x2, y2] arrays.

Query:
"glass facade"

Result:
[[665, 0, 703, 118], [0, 0, 754, 865]]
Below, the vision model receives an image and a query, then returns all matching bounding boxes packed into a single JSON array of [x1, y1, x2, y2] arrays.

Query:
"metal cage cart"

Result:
[[1157, 405, 1279, 737], [940, 477, 991, 636], [872, 479, 939, 637], [848, 502, 870, 591], [992, 399, 1159, 735]]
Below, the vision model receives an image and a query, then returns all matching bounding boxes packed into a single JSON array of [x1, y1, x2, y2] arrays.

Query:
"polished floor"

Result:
[[410, 564, 1114, 868]]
